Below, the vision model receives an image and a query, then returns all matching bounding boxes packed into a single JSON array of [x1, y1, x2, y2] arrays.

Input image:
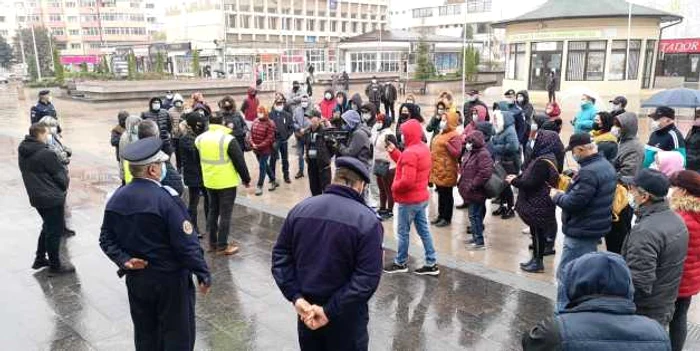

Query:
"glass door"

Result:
[[642, 40, 656, 89], [528, 42, 562, 91]]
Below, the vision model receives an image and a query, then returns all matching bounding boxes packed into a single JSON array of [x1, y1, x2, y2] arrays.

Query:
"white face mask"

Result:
[[611, 126, 621, 138], [437, 109, 444, 115], [257, 113, 264, 119], [301, 102, 309, 108], [610, 104, 621, 111], [439, 121, 447, 130], [152, 103, 161, 110], [362, 113, 371, 122], [517, 96, 525, 104], [274, 105, 284, 112], [325, 93, 332, 100], [628, 193, 637, 210], [651, 120, 661, 131], [465, 142, 473, 151], [406, 100, 414, 104], [530, 123, 538, 132]]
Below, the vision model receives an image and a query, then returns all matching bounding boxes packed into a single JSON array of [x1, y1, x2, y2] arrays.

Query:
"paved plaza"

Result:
[[1, 85, 700, 350]]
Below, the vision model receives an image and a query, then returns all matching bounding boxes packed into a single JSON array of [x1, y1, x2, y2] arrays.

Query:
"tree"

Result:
[[100, 55, 110, 74], [462, 45, 480, 82], [52, 48, 64, 83], [192, 50, 200, 77], [0, 35, 13, 68], [127, 52, 136, 79], [155, 52, 165, 74], [414, 40, 434, 81], [13, 27, 54, 80]]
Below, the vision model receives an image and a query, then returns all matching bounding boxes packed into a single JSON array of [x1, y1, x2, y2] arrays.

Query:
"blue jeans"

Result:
[[256, 154, 275, 187], [296, 137, 305, 174], [468, 201, 486, 244], [556, 236, 599, 312], [395, 201, 437, 266], [270, 140, 289, 179]]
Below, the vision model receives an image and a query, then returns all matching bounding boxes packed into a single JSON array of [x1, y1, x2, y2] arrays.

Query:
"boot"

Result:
[[430, 217, 442, 225], [543, 242, 556, 256], [434, 219, 450, 228], [32, 256, 50, 270], [49, 262, 76, 276], [294, 171, 304, 179], [284, 175, 292, 184], [519, 257, 535, 268], [520, 258, 544, 273], [492, 206, 506, 216], [501, 208, 515, 219], [63, 228, 76, 237]]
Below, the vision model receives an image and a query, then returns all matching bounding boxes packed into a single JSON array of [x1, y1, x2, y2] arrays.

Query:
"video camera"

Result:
[[321, 127, 350, 146]]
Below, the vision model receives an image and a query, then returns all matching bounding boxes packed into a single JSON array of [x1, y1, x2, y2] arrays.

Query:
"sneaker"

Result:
[[255, 187, 263, 196], [48, 263, 76, 276], [434, 219, 450, 228], [294, 172, 304, 179], [468, 242, 485, 250], [383, 262, 409, 274], [269, 181, 279, 191], [414, 265, 440, 276], [32, 256, 50, 270], [456, 203, 469, 210]]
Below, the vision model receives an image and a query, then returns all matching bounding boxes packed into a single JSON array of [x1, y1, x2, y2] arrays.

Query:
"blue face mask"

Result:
[[160, 162, 167, 182]]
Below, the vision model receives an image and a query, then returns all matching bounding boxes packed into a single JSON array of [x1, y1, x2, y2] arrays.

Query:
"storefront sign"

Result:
[[166, 42, 192, 51], [508, 30, 602, 42], [60, 55, 99, 64], [260, 54, 278, 63], [660, 39, 700, 54]]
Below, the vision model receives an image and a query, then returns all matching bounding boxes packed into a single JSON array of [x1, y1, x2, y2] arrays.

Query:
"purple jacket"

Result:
[[271, 185, 383, 321], [458, 131, 493, 204]]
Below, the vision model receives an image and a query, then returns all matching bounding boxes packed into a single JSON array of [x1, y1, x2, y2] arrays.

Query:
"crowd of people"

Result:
[[16, 79, 700, 350]]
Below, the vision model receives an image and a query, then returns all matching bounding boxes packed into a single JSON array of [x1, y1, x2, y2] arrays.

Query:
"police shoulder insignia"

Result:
[[183, 220, 194, 235]]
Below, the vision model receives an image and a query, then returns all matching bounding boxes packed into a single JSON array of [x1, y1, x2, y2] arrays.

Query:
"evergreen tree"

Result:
[[0, 35, 13, 68], [52, 48, 64, 83], [155, 52, 165, 74], [13, 27, 53, 79], [192, 50, 200, 77], [414, 40, 434, 80], [127, 52, 136, 79]]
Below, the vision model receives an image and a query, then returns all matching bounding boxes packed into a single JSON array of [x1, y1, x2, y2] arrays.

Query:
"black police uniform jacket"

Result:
[[99, 178, 211, 285]]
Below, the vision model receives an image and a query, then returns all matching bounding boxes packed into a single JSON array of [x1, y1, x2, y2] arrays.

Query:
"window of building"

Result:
[[295, 19, 302, 31], [0, 30, 8, 36], [254, 7, 264, 13], [0, 16, 5, 23], [147, 17, 156, 23], [48, 0, 61, 7], [506, 43, 526, 80], [435, 52, 459, 71], [662, 53, 700, 83], [55, 43, 66, 50], [82, 27, 99, 36], [306, 49, 331, 73], [330, 21, 337, 32], [307, 19, 315, 31], [49, 15, 62, 22], [145, 3, 155, 9], [241, 15, 250, 29], [89, 42, 101, 49], [239, 5, 250, 12], [68, 29, 79, 35], [256, 16, 265, 29], [319, 20, 325, 32], [350, 52, 377, 73], [79, 0, 96, 6], [268, 17, 277, 30], [438, 5, 461, 16], [609, 39, 641, 80], [283, 18, 291, 30], [567, 41, 607, 81], [352, 22, 357, 33], [466, 0, 492, 13], [67, 16, 77, 23], [476, 23, 489, 34], [70, 43, 81, 49], [65, 2, 76, 7], [52, 28, 65, 36], [381, 52, 400, 72], [362, 23, 367, 33], [412, 8, 433, 18], [342, 21, 347, 32]]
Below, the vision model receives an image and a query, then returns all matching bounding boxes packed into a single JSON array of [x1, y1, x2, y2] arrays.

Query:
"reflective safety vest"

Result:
[[195, 124, 241, 190], [123, 160, 133, 184]]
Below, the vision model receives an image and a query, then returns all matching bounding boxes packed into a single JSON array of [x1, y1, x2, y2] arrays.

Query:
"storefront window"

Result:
[[434, 52, 459, 71], [609, 40, 641, 81], [381, 52, 401, 72], [662, 53, 700, 83], [506, 43, 526, 80], [305, 49, 334, 73], [350, 52, 377, 73], [567, 41, 607, 81]]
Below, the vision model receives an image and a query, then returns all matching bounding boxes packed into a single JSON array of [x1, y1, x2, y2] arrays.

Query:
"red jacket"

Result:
[[458, 130, 493, 204], [672, 195, 700, 298], [250, 118, 276, 156], [242, 89, 259, 122], [390, 120, 431, 204], [319, 99, 336, 120]]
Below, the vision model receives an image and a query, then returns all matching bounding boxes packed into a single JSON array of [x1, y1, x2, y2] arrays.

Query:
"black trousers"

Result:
[[435, 186, 454, 222], [206, 187, 237, 250], [383, 101, 395, 119], [308, 159, 331, 196], [187, 186, 209, 233], [297, 303, 369, 351], [605, 205, 633, 254], [530, 225, 547, 259], [670, 296, 693, 351], [548, 90, 556, 103], [126, 270, 195, 351], [499, 186, 514, 209], [36, 205, 64, 268]]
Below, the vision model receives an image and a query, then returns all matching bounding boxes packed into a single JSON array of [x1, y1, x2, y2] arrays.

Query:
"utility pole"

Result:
[[461, 3, 467, 105], [221, 0, 227, 79], [30, 24, 41, 80]]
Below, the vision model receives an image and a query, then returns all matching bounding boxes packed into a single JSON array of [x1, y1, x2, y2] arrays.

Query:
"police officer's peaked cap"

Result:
[[38, 90, 50, 96], [121, 137, 170, 166], [335, 157, 371, 183]]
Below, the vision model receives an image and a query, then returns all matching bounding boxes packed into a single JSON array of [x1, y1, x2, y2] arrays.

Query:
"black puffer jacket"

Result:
[[179, 130, 203, 187], [685, 126, 700, 173], [18, 136, 69, 209], [141, 97, 173, 154], [220, 110, 248, 150]]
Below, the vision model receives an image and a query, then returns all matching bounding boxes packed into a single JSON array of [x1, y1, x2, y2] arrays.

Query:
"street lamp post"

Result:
[[461, 3, 468, 106]]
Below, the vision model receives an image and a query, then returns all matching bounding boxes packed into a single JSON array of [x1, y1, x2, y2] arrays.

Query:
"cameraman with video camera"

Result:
[[335, 110, 372, 169], [304, 109, 333, 196]]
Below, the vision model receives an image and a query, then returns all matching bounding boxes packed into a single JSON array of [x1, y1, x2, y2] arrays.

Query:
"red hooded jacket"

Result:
[[672, 195, 700, 298], [390, 119, 431, 204], [319, 94, 337, 120], [242, 88, 260, 122]]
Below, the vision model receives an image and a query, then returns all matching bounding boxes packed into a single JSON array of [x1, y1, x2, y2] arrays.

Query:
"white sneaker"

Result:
[[522, 227, 530, 235]]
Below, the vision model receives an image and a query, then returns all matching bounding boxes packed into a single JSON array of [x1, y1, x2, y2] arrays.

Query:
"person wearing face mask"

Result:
[[100, 136, 211, 350], [249, 106, 278, 195], [304, 110, 333, 196], [365, 76, 382, 111], [462, 90, 488, 127], [293, 95, 315, 179], [138, 120, 185, 196], [609, 96, 628, 118], [270, 96, 296, 183], [19, 122, 74, 275], [180, 112, 209, 240], [429, 111, 462, 228], [217, 95, 248, 152], [382, 80, 398, 119], [241, 87, 260, 126], [30, 90, 57, 124], [684, 110, 700, 173], [195, 109, 251, 255], [550, 133, 616, 311], [111, 110, 129, 162], [372, 113, 398, 220], [544, 101, 562, 134], [591, 112, 618, 163], [458, 131, 494, 249], [39, 116, 75, 237], [141, 97, 173, 156], [572, 94, 598, 134], [644, 106, 686, 169], [119, 116, 142, 185], [319, 89, 337, 120], [516, 90, 534, 129], [288, 81, 304, 109], [668, 170, 700, 351], [337, 110, 372, 168], [622, 168, 688, 328], [490, 109, 520, 219], [497, 90, 526, 147], [169, 94, 186, 172], [350, 92, 364, 114], [333, 91, 351, 117], [360, 102, 378, 129], [426, 101, 447, 143], [395, 102, 424, 146], [162, 90, 175, 111]]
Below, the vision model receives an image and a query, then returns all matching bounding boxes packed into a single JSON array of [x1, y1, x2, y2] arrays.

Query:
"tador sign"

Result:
[[660, 39, 700, 54]]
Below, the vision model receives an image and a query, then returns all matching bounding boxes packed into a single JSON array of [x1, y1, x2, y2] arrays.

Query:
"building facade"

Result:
[[164, 0, 390, 83]]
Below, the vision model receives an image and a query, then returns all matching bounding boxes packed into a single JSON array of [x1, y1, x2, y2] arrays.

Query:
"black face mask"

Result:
[[592, 123, 601, 131], [400, 113, 410, 120]]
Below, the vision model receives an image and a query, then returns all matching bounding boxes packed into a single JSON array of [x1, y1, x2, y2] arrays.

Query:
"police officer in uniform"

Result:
[[99, 137, 211, 351], [272, 157, 383, 350], [30, 90, 57, 124]]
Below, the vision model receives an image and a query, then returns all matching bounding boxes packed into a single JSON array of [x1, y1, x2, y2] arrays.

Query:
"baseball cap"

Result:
[[627, 168, 670, 198], [609, 96, 628, 107], [648, 106, 675, 120], [565, 133, 592, 151], [504, 89, 516, 97]]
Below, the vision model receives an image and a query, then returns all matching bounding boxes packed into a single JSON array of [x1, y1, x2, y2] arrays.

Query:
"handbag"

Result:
[[543, 159, 572, 191], [484, 163, 507, 199], [373, 160, 390, 177]]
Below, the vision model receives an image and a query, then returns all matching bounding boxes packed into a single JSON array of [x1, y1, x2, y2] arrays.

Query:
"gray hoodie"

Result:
[[613, 112, 645, 178], [339, 110, 372, 167]]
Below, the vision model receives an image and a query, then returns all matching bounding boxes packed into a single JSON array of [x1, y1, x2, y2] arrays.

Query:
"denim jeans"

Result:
[[256, 154, 275, 187], [270, 140, 289, 180], [296, 137, 305, 175], [206, 187, 237, 250], [395, 201, 437, 266], [556, 236, 599, 312], [468, 201, 486, 244]]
